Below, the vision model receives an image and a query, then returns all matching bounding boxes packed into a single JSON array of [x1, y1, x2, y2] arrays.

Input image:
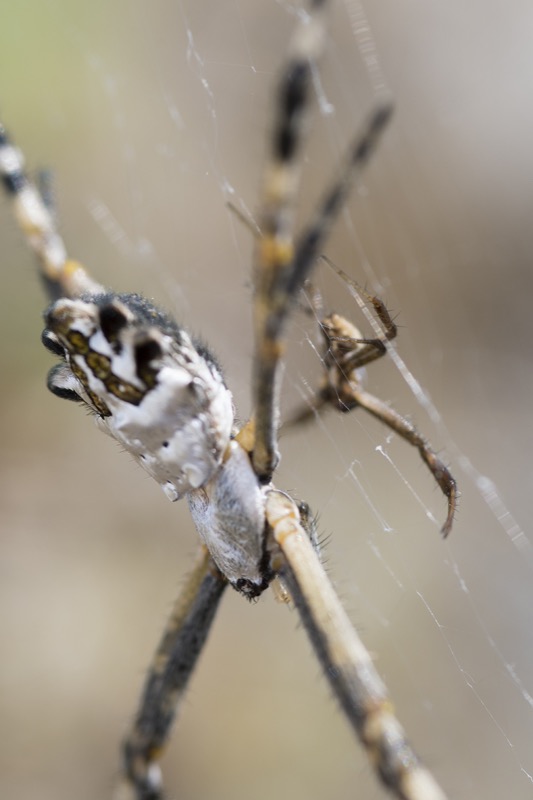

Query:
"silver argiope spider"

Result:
[[0, 2, 457, 799]]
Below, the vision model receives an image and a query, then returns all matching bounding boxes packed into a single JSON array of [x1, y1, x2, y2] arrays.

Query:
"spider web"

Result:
[[1, 2, 533, 800]]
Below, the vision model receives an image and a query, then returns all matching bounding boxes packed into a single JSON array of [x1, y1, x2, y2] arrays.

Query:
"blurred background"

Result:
[[1, 2, 533, 799]]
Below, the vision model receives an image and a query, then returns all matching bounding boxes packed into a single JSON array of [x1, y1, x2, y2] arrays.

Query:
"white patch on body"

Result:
[[96, 335, 234, 499]]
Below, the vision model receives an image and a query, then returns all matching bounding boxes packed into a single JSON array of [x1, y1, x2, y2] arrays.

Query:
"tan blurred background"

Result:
[[1, 2, 533, 799]]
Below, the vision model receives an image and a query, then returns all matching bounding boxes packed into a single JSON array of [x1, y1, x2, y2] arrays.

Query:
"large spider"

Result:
[[0, 2, 457, 799]]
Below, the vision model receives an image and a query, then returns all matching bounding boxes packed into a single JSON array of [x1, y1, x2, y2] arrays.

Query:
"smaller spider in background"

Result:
[[287, 254, 456, 538], [1, 2, 457, 799]]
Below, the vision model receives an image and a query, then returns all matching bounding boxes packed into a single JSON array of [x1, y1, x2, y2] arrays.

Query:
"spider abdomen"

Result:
[[44, 292, 235, 500]]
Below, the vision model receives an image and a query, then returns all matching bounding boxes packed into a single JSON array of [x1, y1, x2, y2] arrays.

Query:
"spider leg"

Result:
[[285, 363, 456, 536], [321, 256, 397, 336], [286, 381, 456, 537], [0, 123, 102, 300], [250, 0, 393, 481], [346, 387, 457, 538], [266, 491, 448, 800], [251, 2, 328, 480], [288, 104, 392, 296], [116, 547, 227, 800], [320, 254, 398, 370]]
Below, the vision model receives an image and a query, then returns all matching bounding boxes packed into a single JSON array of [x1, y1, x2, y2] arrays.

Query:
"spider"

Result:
[[0, 2, 457, 799]]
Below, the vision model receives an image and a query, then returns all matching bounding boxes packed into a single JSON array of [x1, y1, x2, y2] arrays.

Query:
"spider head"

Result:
[[42, 292, 235, 500]]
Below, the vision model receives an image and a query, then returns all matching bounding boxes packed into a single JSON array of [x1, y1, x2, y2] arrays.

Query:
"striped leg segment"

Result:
[[251, 5, 392, 481], [252, 0, 328, 480], [266, 491, 448, 800], [115, 548, 227, 800], [0, 123, 102, 300]]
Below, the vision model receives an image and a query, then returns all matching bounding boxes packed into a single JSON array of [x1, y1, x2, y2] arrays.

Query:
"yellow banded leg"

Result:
[[266, 491, 448, 800], [115, 548, 227, 800]]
